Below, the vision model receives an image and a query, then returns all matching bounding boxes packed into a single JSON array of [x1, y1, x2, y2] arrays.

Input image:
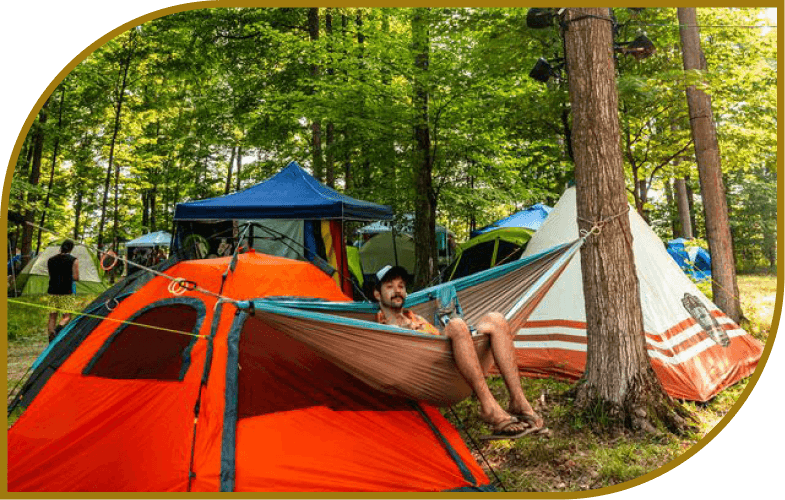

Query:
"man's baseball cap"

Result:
[[375, 265, 411, 287]]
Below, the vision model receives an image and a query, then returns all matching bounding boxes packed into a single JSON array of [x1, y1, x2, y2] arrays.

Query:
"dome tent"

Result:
[[442, 227, 535, 282], [8, 252, 492, 492], [471, 203, 552, 238], [13, 239, 108, 295]]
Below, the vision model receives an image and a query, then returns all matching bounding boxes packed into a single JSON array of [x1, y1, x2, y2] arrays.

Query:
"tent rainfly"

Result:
[[8, 253, 493, 492], [471, 203, 552, 238]]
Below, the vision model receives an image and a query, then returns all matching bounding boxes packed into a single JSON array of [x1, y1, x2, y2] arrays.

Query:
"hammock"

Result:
[[244, 239, 584, 406]]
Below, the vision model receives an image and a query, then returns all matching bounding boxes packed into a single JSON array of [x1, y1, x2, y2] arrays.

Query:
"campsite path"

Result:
[[7, 340, 47, 406]]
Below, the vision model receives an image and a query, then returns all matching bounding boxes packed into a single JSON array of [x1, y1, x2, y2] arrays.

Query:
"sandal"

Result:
[[510, 411, 550, 436], [480, 417, 531, 441]]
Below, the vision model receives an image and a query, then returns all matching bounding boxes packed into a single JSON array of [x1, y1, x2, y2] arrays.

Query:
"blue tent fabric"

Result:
[[125, 231, 173, 248], [667, 239, 711, 281], [174, 162, 392, 221], [471, 203, 552, 238]]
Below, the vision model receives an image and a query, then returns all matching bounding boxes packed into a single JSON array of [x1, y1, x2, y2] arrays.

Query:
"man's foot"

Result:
[[480, 417, 531, 441], [509, 409, 544, 430]]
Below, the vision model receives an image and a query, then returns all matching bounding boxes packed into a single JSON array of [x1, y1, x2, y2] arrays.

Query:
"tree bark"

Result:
[[564, 8, 687, 433], [98, 32, 136, 251], [411, 7, 438, 289], [308, 8, 324, 181], [678, 7, 742, 322], [225, 146, 236, 195], [20, 98, 50, 266], [674, 177, 693, 238], [38, 84, 66, 253]]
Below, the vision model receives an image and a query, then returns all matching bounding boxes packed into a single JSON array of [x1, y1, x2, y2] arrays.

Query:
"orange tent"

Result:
[[8, 252, 491, 492]]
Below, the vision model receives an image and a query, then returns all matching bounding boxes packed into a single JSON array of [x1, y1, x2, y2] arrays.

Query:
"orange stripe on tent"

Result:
[[514, 333, 588, 345], [519, 319, 587, 330]]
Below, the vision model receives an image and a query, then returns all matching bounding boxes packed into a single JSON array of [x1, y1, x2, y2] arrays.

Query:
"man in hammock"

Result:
[[374, 265, 545, 439]]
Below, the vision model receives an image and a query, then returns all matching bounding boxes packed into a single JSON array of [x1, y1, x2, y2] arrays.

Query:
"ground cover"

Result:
[[5, 274, 778, 492]]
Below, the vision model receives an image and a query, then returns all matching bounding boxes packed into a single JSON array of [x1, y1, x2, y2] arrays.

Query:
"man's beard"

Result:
[[381, 294, 405, 310]]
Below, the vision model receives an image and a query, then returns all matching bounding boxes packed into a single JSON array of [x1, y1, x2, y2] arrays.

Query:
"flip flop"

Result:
[[480, 417, 531, 441], [509, 411, 550, 437]]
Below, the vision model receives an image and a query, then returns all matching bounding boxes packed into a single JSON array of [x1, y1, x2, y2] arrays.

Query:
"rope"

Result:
[[7, 298, 207, 339], [447, 406, 508, 492], [577, 205, 631, 239]]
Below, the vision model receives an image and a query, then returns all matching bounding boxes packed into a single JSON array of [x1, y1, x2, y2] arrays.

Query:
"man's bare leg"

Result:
[[47, 312, 58, 342], [477, 312, 543, 428], [443, 318, 525, 430]]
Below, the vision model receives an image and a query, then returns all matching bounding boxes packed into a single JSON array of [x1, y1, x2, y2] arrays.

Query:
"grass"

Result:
[[444, 273, 777, 492], [6, 294, 97, 408], [4, 273, 778, 491]]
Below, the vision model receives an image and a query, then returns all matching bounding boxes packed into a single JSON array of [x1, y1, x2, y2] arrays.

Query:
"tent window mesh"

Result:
[[85, 304, 198, 380]]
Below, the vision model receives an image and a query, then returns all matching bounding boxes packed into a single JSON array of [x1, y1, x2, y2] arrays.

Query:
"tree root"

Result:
[[565, 375, 698, 436]]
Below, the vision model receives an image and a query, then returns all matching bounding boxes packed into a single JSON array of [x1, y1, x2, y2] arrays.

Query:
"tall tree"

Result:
[[564, 8, 688, 432], [411, 8, 438, 288], [677, 7, 742, 322], [308, 8, 324, 181], [97, 30, 137, 251], [20, 98, 50, 265]]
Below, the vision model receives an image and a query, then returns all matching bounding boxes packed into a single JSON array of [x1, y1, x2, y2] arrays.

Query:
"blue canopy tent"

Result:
[[471, 203, 552, 238], [175, 161, 391, 221], [126, 231, 172, 248], [124, 231, 173, 276], [173, 161, 392, 296]]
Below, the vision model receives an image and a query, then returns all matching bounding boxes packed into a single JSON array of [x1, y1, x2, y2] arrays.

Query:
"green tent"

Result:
[[14, 240, 108, 295], [442, 227, 534, 281]]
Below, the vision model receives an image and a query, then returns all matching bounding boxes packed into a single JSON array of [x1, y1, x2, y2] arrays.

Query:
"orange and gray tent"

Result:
[[7, 238, 584, 492], [517, 187, 763, 401]]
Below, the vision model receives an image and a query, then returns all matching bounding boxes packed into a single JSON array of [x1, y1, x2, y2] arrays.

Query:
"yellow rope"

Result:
[[7, 298, 207, 339]]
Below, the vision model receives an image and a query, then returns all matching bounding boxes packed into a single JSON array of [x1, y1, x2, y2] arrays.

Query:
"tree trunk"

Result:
[[235, 145, 243, 191], [37, 85, 66, 254], [308, 8, 324, 181], [674, 177, 693, 238], [20, 98, 50, 266], [564, 8, 689, 434], [98, 32, 135, 250], [225, 146, 236, 195], [678, 7, 742, 322], [411, 7, 438, 289], [325, 10, 335, 188]]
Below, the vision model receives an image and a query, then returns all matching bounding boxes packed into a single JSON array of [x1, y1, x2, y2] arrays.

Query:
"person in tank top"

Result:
[[47, 240, 80, 342]]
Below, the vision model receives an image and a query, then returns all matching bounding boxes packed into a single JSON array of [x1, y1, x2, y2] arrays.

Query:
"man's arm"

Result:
[[73, 259, 79, 281]]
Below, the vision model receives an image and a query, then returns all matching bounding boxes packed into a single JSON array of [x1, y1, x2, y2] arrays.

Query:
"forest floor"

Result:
[[448, 273, 777, 492], [5, 274, 778, 493]]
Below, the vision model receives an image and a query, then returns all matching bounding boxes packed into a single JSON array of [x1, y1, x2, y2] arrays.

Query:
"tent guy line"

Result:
[[6, 298, 207, 340]]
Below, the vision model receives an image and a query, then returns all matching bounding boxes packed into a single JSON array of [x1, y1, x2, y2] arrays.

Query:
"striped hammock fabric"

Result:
[[247, 239, 584, 406]]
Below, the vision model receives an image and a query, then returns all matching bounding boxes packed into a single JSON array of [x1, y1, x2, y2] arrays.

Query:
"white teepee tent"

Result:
[[516, 187, 762, 401]]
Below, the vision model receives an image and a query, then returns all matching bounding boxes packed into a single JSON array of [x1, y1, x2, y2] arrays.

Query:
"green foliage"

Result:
[[6, 7, 775, 264]]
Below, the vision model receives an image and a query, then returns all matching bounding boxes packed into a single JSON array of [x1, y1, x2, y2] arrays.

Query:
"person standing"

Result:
[[47, 240, 79, 342]]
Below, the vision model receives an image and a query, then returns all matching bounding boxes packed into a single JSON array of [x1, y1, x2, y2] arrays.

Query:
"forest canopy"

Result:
[[5, 7, 777, 272]]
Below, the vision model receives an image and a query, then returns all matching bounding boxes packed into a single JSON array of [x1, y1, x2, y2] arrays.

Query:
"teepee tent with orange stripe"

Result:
[[517, 186, 762, 401]]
